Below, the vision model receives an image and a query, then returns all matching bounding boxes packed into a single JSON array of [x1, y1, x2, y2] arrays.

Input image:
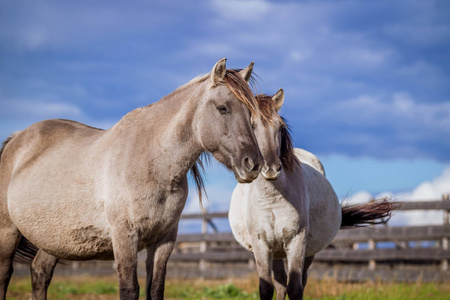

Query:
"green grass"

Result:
[[6, 275, 450, 300], [165, 282, 258, 300]]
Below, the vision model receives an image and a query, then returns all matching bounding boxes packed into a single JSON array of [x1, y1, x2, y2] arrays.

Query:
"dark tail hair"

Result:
[[14, 236, 39, 263], [0, 133, 19, 162], [340, 198, 398, 229]]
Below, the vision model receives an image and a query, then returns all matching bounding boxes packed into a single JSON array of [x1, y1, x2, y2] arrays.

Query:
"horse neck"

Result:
[[251, 167, 301, 205], [106, 80, 206, 180]]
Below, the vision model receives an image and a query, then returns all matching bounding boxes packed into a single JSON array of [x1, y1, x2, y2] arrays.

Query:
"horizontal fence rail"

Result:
[[12, 195, 450, 282], [169, 195, 450, 281], [175, 225, 450, 244]]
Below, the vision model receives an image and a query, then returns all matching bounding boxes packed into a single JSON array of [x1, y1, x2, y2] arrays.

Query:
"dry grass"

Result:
[[6, 274, 450, 300]]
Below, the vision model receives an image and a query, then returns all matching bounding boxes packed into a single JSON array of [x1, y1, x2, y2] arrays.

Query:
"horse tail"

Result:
[[1, 132, 38, 263], [0, 131, 21, 162], [340, 198, 398, 229], [14, 236, 39, 263]]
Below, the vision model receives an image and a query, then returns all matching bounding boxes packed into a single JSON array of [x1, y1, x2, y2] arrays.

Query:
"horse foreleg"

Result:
[[302, 255, 315, 289], [145, 229, 177, 300], [286, 228, 307, 300], [145, 244, 155, 299], [251, 239, 274, 300], [112, 228, 139, 300], [31, 249, 58, 300], [273, 259, 287, 300], [0, 226, 20, 300]]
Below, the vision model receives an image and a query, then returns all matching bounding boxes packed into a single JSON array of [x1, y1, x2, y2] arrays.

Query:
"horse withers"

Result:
[[0, 58, 263, 300], [230, 91, 395, 300]]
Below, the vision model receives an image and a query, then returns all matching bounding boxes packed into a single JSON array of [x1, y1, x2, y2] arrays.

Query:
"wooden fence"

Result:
[[168, 195, 450, 282], [12, 195, 450, 282]]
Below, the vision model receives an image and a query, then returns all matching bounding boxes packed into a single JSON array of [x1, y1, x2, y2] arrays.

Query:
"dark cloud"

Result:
[[0, 0, 448, 161]]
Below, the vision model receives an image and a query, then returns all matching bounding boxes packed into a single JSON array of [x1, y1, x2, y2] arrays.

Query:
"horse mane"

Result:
[[255, 94, 299, 172], [223, 70, 258, 117], [189, 154, 210, 208], [279, 120, 299, 172]]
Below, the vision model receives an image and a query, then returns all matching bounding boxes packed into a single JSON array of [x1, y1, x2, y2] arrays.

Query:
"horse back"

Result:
[[1, 119, 104, 176]]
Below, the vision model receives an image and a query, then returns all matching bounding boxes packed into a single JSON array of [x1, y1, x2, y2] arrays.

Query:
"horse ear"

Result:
[[239, 62, 254, 83], [211, 58, 227, 86], [272, 88, 284, 111]]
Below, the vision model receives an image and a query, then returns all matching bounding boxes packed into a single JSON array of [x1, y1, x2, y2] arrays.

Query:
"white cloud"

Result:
[[2, 100, 82, 119], [210, 0, 271, 22]]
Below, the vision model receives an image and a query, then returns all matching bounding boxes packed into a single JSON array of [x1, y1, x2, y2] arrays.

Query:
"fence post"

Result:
[[72, 261, 79, 271], [199, 208, 208, 278], [443, 194, 449, 225], [368, 239, 376, 270], [442, 194, 449, 271]]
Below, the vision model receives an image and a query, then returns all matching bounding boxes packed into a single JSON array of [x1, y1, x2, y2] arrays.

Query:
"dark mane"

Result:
[[279, 120, 299, 172], [189, 154, 210, 208], [255, 94, 299, 172]]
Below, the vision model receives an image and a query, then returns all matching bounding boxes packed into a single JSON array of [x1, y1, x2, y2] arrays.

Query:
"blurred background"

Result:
[[1, 0, 449, 232]]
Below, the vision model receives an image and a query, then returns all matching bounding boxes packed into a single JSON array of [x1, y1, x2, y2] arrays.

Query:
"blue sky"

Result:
[[1, 0, 449, 230]]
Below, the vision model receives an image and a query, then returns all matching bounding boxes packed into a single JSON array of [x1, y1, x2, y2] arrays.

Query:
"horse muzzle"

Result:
[[232, 156, 262, 183], [261, 162, 282, 181]]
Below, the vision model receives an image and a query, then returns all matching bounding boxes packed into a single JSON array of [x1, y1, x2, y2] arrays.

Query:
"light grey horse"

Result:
[[230, 92, 395, 300], [0, 58, 263, 300]]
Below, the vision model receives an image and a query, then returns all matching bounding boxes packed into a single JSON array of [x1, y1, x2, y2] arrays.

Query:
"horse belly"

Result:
[[305, 199, 341, 256], [7, 162, 112, 260]]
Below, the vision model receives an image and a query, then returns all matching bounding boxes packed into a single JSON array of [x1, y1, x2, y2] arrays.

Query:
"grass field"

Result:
[[6, 275, 450, 300]]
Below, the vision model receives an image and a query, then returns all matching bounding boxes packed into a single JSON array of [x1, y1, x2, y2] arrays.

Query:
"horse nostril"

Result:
[[243, 157, 254, 171], [243, 157, 260, 172], [276, 164, 282, 172]]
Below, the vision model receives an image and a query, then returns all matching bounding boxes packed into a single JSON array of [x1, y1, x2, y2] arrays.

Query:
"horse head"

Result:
[[252, 89, 286, 180], [195, 58, 263, 183]]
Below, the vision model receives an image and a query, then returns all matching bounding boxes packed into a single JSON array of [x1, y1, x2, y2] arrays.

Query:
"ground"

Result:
[[6, 274, 450, 300]]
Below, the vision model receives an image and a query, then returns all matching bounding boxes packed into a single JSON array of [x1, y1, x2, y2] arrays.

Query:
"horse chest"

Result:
[[251, 205, 302, 247]]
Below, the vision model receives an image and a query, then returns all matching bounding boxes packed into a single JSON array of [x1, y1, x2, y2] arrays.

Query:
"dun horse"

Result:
[[229, 92, 395, 300], [0, 59, 263, 300]]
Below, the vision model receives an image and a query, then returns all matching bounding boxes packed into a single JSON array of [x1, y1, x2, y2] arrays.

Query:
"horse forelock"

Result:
[[223, 70, 258, 117], [166, 70, 258, 116], [279, 119, 299, 172], [255, 94, 284, 126]]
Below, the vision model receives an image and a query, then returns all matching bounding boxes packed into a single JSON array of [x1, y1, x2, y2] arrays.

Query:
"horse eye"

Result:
[[217, 105, 229, 115]]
